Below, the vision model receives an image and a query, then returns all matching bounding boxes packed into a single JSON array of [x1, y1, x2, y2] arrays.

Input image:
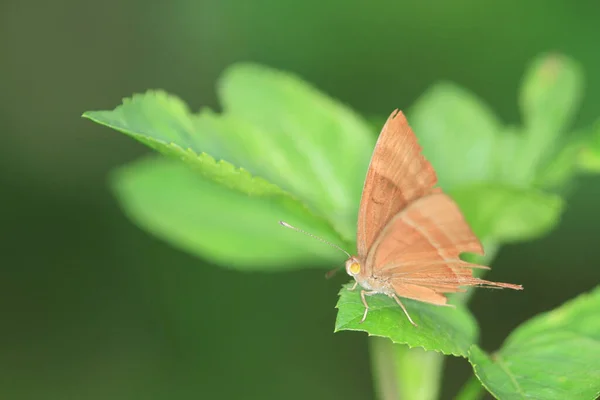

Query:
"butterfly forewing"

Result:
[[356, 110, 438, 262]]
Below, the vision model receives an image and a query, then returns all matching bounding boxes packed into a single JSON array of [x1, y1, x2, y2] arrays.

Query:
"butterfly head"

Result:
[[345, 257, 362, 277]]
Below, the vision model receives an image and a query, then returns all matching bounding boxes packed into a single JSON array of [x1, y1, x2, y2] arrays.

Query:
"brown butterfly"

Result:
[[281, 109, 522, 326]]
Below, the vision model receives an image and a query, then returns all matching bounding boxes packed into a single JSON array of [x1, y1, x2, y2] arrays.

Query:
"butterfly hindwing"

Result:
[[365, 192, 520, 303]]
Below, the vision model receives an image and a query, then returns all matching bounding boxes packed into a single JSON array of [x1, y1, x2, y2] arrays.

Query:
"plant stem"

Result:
[[369, 337, 401, 400], [454, 374, 485, 400], [369, 337, 444, 400]]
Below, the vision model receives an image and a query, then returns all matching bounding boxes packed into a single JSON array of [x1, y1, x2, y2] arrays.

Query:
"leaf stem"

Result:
[[454, 374, 485, 400], [369, 337, 401, 400]]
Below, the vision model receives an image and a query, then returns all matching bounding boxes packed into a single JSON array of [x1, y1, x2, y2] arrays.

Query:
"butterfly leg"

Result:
[[348, 281, 358, 291], [359, 290, 378, 324], [391, 294, 417, 327]]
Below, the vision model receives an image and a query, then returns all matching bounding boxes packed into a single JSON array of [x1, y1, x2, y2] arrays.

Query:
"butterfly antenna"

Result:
[[279, 221, 352, 258]]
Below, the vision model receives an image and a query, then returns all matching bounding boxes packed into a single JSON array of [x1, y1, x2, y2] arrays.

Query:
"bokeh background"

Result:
[[2, 1, 600, 399]]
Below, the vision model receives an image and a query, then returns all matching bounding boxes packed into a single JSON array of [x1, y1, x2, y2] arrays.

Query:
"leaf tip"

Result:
[[81, 110, 98, 120]]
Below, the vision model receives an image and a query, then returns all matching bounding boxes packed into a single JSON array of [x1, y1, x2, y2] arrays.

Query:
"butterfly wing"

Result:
[[356, 110, 438, 262], [366, 192, 522, 305]]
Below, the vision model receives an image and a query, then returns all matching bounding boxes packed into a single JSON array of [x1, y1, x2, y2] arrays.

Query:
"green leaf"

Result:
[[578, 121, 600, 173], [493, 126, 542, 186], [335, 283, 478, 357], [520, 53, 583, 137], [406, 55, 586, 192], [517, 54, 584, 180], [454, 375, 485, 400], [217, 63, 375, 239], [450, 184, 564, 243], [112, 156, 347, 269], [83, 92, 277, 196], [408, 82, 501, 190], [535, 138, 585, 189], [84, 63, 377, 245], [469, 286, 600, 400]]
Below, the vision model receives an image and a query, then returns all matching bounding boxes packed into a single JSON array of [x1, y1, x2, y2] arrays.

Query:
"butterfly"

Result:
[[282, 109, 523, 326]]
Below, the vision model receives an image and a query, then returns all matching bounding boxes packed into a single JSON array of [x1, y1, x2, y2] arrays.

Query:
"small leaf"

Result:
[[450, 184, 564, 243], [469, 286, 600, 400], [112, 157, 347, 269], [335, 283, 478, 357], [535, 138, 585, 189], [517, 54, 584, 178], [578, 121, 600, 173], [520, 53, 583, 136], [493, 126, 540, 186], [408, 82, 501, 190]]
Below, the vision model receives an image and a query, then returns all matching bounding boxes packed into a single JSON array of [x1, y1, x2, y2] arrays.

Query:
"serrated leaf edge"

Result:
[[468, 346, 505, 400], [83, 103, 352, 247]]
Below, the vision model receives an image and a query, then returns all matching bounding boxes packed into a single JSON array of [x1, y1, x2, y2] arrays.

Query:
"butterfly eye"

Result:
[[349, 262, 361, 275]]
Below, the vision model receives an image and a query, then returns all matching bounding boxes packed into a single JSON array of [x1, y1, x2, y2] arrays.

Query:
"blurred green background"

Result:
[[2, 1, 600, 399]]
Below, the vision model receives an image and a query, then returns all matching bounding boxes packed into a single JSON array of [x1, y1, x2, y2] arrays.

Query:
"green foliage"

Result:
[[408, 82, 501, 190], [408, 53, 586, 190], [84, 53, 600, 400], [217, 64, 375, 240], [370, 339, 446, 400], [518, 54, 583, 188], [335, 283, 477, 357], [469, 286, 600, 400], [85, 64, 376, 246], [112, 157, 346, 269], [83, 91, 297, 198], [578, 121, 600, 173], [519, 54, 583, 153], [450, 184, 563, 243]]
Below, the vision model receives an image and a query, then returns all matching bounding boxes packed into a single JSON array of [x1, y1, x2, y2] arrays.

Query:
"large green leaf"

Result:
[[84, 64, 377, 245], [408, 82, 501, 190], [451, 184, 564, 243], [216, 63, 375, 239], [82, 91, 293, 197], [469, 286, 600, 400], [335, 283, 478, 357], [112, 157, 346, 269]]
